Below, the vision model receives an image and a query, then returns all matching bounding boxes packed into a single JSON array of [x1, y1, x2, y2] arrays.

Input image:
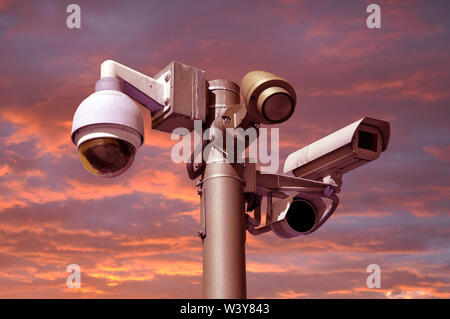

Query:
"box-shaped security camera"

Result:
[[151, 61, 207, 133], [283, 117, 390, 180]]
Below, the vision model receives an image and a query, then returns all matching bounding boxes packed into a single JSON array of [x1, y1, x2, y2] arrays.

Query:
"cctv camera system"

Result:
[[71, 59, 390, 298], [243, 117, 389, 238], [71, 59, 390, 236], [71, 60, 298, 178]]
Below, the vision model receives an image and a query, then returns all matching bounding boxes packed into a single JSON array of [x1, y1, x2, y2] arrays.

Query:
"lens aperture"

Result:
[[78, 138, 135, 177], [286, 200, 316, 233], [263, 93, 294, 123]]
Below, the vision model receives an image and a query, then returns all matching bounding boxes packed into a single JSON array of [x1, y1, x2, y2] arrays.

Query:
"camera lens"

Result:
[[262, 92, 294, 123], [78, 138, 136, 177], [286, 200, 316, 233]]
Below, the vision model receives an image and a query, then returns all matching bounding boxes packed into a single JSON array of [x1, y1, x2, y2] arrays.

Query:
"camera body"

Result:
[[71, 89, 144, 177], [70, 60, 208, 177], [283, 117, 390, 181], [269, 193, 326, 238], [241, 70, 297, 124]]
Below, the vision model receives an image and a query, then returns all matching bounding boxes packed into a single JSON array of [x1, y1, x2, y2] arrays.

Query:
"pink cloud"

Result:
[[308, 70, 450, 102], [423, 145, 450, 162]]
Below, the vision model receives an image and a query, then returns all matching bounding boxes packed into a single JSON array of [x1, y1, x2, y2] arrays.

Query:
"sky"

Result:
[[0, 0, 449, 298]]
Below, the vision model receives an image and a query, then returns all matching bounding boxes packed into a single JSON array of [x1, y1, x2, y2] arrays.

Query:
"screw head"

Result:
[[164, 98, 170, 106], [164, 73, 170, 82]]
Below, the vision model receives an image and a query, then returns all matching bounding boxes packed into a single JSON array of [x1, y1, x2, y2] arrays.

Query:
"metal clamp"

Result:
[[199, 173, 245, 186]]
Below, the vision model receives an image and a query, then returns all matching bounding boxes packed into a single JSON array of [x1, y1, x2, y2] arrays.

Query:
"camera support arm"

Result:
[[255, 171, 337, 196], [98, 60, 171, 112]]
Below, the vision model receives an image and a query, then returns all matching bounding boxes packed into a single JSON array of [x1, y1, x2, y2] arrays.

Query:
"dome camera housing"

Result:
[[71, 90, 145, 177]]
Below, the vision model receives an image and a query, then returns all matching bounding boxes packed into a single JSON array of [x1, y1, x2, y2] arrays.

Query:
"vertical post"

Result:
[[201, 80, 247, 299]]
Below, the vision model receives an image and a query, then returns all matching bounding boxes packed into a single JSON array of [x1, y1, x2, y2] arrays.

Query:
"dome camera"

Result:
[[71, 90, 144, 177]]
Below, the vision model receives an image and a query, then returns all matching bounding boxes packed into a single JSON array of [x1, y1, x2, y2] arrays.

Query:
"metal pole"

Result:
[[201, 80, 247, 299]]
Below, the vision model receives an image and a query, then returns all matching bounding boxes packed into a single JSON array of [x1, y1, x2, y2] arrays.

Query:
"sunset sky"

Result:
[[0, 0, 449, 298]]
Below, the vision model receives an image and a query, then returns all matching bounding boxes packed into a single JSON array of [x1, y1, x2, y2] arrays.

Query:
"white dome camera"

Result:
[[70, 59, 207, 178], [71, 89, 144, 177]]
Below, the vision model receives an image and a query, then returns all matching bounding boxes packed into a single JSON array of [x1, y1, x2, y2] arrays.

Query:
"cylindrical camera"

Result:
[[241, 70, 297, 124]]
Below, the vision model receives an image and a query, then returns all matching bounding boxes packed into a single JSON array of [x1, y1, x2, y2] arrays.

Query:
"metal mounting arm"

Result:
[[254, 170, 338, 196], [98, 60, 171, 112]]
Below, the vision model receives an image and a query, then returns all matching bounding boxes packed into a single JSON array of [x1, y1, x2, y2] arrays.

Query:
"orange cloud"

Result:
[[88, 259, 202, 286], [0, 164, 12, 176], [385, 286, 450, 299], [276, 289, 308, 298], [66, 168, 197, 203], [0, 165, 198, 212], [1, 87, 85, 159], [325, 290, 353, 296]]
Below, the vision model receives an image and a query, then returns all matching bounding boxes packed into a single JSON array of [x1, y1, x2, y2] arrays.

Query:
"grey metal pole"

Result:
[[201, 80, 247, 299]]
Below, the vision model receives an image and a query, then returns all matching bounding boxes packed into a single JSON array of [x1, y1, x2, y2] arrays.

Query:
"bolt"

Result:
[[197, 231, 206, 239]]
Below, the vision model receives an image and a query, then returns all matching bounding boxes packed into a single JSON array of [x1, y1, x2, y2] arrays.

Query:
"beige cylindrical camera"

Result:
[[241, 70, 297, 124]]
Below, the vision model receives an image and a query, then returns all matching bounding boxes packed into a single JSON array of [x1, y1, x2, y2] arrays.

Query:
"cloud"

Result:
[[308, 70, 450, 102], [423, 145, 450, 162]]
